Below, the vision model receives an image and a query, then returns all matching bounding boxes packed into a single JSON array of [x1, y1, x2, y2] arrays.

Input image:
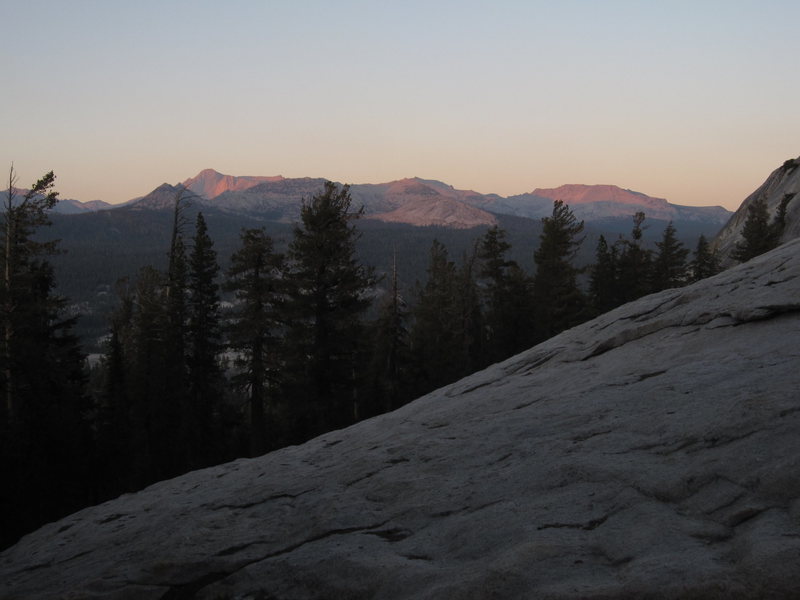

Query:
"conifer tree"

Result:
[[731, 197, 776, 263], [96, 190, 199, 487], [283, 182, 376, 437], [689, 235, 721, 282], [164, 191, 191, 458], [95, 279, 135, 496], [651, 222, 689, 292], [410, 239, 461, 395], [226, 228, 284, 456], [367, 252, 411, 414], [186, 212, 223, 467], [769, 193, 793, 247], [2, 168, 60, 424], [478, 226, 534, 363], [615, 212, 652, 303], [502, 263, 537, 353], [479, 226, 514, 294], [531, 200, 586, 342], [0, 167, 90, 550], [588, 234, 620, 315], [126, 266, 174, 484], [455, 244, 484, 375]]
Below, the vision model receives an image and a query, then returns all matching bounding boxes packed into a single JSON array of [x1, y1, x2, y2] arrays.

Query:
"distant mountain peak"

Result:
[[195, 168, 223, 177], [385, 178, 442, 196], [125, 183, 186, 210], [357, 177, 497, 228], [154, 183, 180, 193], [530, 184, 669, 208], [496, 183, 731, 224], [182, 169, 285, 200]]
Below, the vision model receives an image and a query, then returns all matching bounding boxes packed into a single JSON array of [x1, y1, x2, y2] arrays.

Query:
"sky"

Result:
[[3, 0, 799, 210]]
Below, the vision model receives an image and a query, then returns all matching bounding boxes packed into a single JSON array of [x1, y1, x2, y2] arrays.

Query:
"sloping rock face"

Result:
[[3, 241, 800, 599], [713, 157, 800, 264]]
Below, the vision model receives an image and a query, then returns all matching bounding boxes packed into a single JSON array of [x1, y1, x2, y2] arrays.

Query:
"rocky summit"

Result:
[[3, 240, 800, 599]]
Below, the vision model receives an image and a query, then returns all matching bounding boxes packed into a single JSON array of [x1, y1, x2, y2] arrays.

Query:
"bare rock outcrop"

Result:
[[713, 157, 800, 264], [3, 240, 800, 599]]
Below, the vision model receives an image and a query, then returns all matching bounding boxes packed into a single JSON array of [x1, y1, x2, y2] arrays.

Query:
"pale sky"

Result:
[[3, 0, 798, 209]]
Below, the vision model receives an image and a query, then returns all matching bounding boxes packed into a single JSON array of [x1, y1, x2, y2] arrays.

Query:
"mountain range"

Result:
[[51, 168, 732, 230], [23, 168, 742, 350]]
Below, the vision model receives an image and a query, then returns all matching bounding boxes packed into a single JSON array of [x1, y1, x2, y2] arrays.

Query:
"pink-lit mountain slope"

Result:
[[490, 184, 731, 224], [355, 178, 497, 229], [181, 175, 499, 228], [182, 168, 285, 200], [533, 184, 666, 206], [122, 171, 731, 230]]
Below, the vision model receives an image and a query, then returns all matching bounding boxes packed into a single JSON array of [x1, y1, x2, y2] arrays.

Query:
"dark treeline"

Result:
[[2, 170, 782, 551]]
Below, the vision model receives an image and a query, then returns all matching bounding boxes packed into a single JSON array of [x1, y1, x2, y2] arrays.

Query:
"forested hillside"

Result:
[[45, 204, 721, 350]]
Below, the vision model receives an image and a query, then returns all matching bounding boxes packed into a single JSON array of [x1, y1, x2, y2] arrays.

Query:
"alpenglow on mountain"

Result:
[[137, 168, 730, 229], [43, 168, 731, 228]]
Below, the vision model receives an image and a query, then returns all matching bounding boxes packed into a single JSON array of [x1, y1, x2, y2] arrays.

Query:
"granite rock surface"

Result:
[[713, 156, 800, 265]]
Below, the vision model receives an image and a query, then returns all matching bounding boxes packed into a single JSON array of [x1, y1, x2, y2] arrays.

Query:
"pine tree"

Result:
[[651, 222, 689, 292], [731, 197, 775, 263], [367, 252, 411, 414], [164, 191, 190, 471], [94, 279, 135, 497], [126, 266, 173, 484], [478, 226, 534, 363], [283, 182, 376, 437], [95, 189, 198, 487], [0, 167, 90, 550], [769, 193, 794, 246], [409, 239, 461, 395], [689, 235, 721, 282], [455, 244, 484, 376], [616, 212, 652, 303], [226, 228, 284, 456], [95, 316, 131, 496], [502, 264, 537, 354], [479, 226, 514, 291], [531, 200, 586, 342], [588, 234, 620, 315], [2, 168, 60, 424], [186, 212, 223, 468]]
